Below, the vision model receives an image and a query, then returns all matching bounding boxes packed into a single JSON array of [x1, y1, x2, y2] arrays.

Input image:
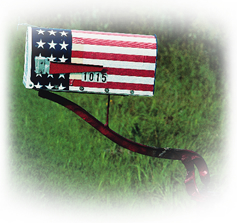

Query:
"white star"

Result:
[[36, 39, 46, 48], [46, 82, 54, 90], [36, 29, 45, 35], [48, 30, 57, 36], [58, 74, 65, 79], [59, 55, 68, 62], [59, 41, 69, 50], [35, 82, 42, 88], [47, 73, 54, 78], [37, 53, 43, 58], [36, 73, 42, 77], [48, 54, 56, 62], [48, 40, 57, 49], [59, 31, 68, 37], [58, 83, 65, 90]]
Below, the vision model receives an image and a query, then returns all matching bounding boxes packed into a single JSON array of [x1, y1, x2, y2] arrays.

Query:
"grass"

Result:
[[8, 12, 227, 211]]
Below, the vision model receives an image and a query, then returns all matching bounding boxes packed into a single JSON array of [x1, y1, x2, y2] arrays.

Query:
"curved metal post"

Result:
[[38, 90, 210, 201]]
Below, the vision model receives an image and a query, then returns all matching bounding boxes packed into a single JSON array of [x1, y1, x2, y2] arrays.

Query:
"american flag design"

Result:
[[23, 26, 158, 96]]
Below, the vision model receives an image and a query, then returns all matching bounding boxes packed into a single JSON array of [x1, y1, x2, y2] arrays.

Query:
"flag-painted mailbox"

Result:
[[23, 26, 158, 96], [23, 26, 210, 202]]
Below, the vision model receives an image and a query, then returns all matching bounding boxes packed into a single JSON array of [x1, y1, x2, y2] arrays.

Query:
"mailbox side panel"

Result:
[[69, 30, 157, 96], [23, 27, 157, 96]]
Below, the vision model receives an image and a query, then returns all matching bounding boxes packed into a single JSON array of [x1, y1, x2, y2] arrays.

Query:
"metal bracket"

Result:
[[35, 56, 50, 75]]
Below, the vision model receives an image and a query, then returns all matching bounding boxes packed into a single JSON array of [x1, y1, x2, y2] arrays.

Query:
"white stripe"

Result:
[[69, 74, 154, 85], [72, 44, 157, 56], [69, 86, 153, 96], [71, 58, 156, 71], [69, 74, 82, 79], [72, 32, 156, 44], [108, 75, 154, 85]]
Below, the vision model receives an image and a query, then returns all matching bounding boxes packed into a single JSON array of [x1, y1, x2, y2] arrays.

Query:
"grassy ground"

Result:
[[8, 12, 227, 211]]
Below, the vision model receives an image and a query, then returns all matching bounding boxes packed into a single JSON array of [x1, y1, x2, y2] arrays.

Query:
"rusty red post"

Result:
[[38, 90, 210, 201]]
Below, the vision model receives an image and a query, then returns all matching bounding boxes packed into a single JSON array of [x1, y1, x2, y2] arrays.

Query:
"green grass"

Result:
[[8, 12, 227, 210]]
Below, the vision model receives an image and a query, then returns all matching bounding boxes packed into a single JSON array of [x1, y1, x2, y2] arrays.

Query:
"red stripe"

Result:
[[70, 80, 154, 91], [72, 37, 156, 49], [103, 67, 155, 77], [71, 51, 156, 63], [72, 30, 155, 39]]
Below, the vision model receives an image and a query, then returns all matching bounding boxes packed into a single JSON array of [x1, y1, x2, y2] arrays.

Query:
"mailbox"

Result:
[[23, 26, 158, 96]]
